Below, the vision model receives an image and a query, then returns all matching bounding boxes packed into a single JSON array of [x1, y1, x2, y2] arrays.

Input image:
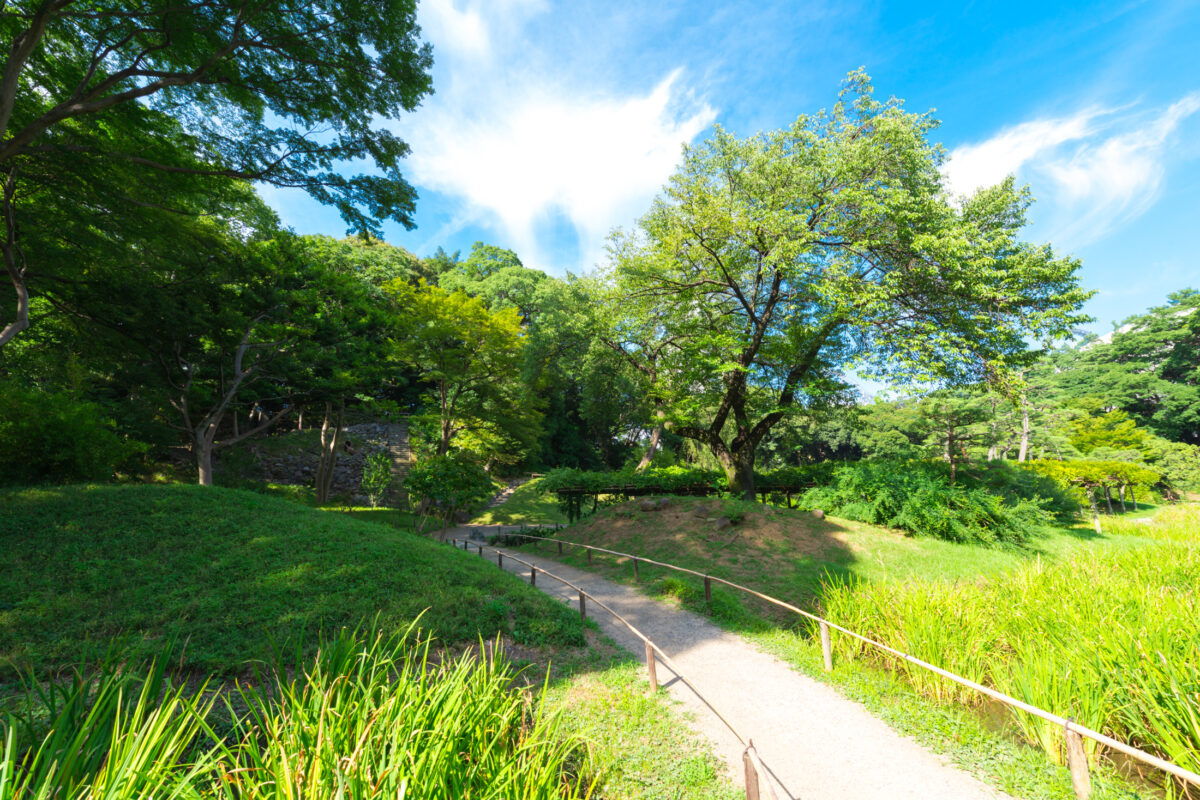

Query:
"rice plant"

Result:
[[817, 542, 1200, 793]]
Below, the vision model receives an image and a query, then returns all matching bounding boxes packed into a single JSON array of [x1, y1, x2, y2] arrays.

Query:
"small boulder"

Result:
[[693, 504, 709, 517], [812, 509, 825, 520], [639, 500, 657, 512], [715, 517, 732, 531], [656, 497, 671, 510]]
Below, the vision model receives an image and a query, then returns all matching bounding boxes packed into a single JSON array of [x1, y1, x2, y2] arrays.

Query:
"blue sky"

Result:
[[261, 0, 1200, 336]]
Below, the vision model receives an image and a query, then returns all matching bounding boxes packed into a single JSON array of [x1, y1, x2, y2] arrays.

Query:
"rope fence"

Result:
[[472, 530, 1200, 800], [448, 537, 779, 800]]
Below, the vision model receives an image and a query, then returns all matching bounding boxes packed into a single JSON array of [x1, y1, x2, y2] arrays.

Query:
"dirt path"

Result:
[[451, 528, 1013, 800]]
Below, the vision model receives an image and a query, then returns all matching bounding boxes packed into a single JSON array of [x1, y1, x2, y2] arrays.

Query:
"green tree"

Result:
[[1066, 290, 1200, 444], [608, 72, 1090, 498], [0, 1, 432, 347], [387, 281, 538, 460]]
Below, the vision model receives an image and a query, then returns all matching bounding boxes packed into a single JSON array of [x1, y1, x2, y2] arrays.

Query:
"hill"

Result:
[[0, 484, 585, 680]]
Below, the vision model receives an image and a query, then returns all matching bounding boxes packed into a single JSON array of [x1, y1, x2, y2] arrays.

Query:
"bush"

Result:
[[800, 460, 1051, 545], [405, 453, 494, 531], [360, 450, 392, 507], [0, 384, 136, 485]]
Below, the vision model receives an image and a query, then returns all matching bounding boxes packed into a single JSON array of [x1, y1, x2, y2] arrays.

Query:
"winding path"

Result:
[[452, 528, 1013, 800]]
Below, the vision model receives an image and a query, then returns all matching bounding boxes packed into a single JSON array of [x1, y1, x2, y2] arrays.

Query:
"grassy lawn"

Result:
[[0, 484, 587, 682], [511, 498, 1197, 799], [0, 483, 739, 799], [470, 477, 568, 525]]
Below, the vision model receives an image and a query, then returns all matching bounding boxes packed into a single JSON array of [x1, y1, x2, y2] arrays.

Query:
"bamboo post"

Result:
[[645, 641, 658, 692], [743, 743, 761, 800], [530, 566, 537, 586], [633, 558, 640, 581], [704, 576, 712, 604], [820, 621, 833, 672], [578, 591, 587, 620], [1065, 727, 1092, 799]]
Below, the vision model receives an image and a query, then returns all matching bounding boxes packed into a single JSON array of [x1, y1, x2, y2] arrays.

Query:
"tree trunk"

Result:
[[196, 429, 216, 487], [439, 417, 452, 456], [315, 403, 344, 504], [297, 406, 304, 431], [636, 425, 663, 471], [1103, 485, 1114, 514], [1018, 394, 1030, 463], [1118, 485, 1127, 513], [716, 445, 757, 501], [1086, 487, 1102, 535]]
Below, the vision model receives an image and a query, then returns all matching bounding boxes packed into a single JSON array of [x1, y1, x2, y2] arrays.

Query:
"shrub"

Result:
[[800, 460, 1051, 545], [0, 384, 136, 485], [405, 453, 494, 531], [360, 450, 392, 507]]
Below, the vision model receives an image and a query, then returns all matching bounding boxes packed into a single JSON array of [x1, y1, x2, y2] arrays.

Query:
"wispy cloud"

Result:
[[943, 93, 1200, 247], [404, 0, 715, 273]]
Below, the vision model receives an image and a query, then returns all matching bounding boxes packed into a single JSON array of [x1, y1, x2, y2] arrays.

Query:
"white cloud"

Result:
[[943, 93, 1200, 247], [419, 0, 492, 60], [404, 2, 715, 273]]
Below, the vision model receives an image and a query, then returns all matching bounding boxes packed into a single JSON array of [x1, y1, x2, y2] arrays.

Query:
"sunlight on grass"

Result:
[[470, 478, 567, 525]]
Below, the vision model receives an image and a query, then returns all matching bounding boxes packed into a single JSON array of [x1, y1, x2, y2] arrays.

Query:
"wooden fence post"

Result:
[[743, 743, 761, 800], [1065, 726, 1091, 800], [530, 566, 537, 586], [497, 552, 503, 568], [586, 548, 592, 565], [645, 641, 658, 692], [704, 576, 712, 604], [633, 558, 640, 581], [477, 543, 483, 557], [578, 591, 587, 620], [820, 621, 833, 672], [558, 540, 563, 556]]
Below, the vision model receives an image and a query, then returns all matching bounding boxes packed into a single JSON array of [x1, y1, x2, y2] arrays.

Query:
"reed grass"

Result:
[[818, 532, 1200, 794], [0, 628, 595, 799]]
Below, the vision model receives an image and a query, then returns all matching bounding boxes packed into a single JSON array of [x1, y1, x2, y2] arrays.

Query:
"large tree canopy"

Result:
[[608, 72, 1091, 498], [0, 0, 433, 346]]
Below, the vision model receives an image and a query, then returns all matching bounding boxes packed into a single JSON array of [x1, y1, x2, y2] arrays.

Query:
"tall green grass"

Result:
[[818, 521, 1200, 793], [1, 628, 594, 799]]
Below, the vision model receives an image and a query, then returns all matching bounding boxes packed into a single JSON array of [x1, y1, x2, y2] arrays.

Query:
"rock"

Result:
[[639, 500, 657, 512], [715, 517, 732, 530], [693, 504, 709, 517], [812, 509, 825, 519], [656, 497, 671, 510]]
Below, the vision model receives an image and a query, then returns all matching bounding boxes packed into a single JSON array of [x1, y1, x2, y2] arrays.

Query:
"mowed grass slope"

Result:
[[0, 484, 585, 680]]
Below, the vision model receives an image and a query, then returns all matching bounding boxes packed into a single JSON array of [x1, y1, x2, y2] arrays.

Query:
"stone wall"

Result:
[[255, 422, 391, 503]]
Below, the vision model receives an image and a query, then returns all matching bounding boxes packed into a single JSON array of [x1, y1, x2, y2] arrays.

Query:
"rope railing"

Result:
[[448, 537, 779, 800], [480, 530, 1200, 799]]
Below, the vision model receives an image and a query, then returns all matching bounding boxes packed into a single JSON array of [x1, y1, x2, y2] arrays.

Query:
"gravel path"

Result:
[[450, 529, 1013, 800]]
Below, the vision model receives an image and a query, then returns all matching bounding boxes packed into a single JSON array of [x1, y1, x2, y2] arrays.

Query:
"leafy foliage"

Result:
[[405, 455, 496, 531], [360, 451, 393, 508], [0, 384, 136, 485], [799, 461, 1052, 545], [605, 70, 1089, 496]]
